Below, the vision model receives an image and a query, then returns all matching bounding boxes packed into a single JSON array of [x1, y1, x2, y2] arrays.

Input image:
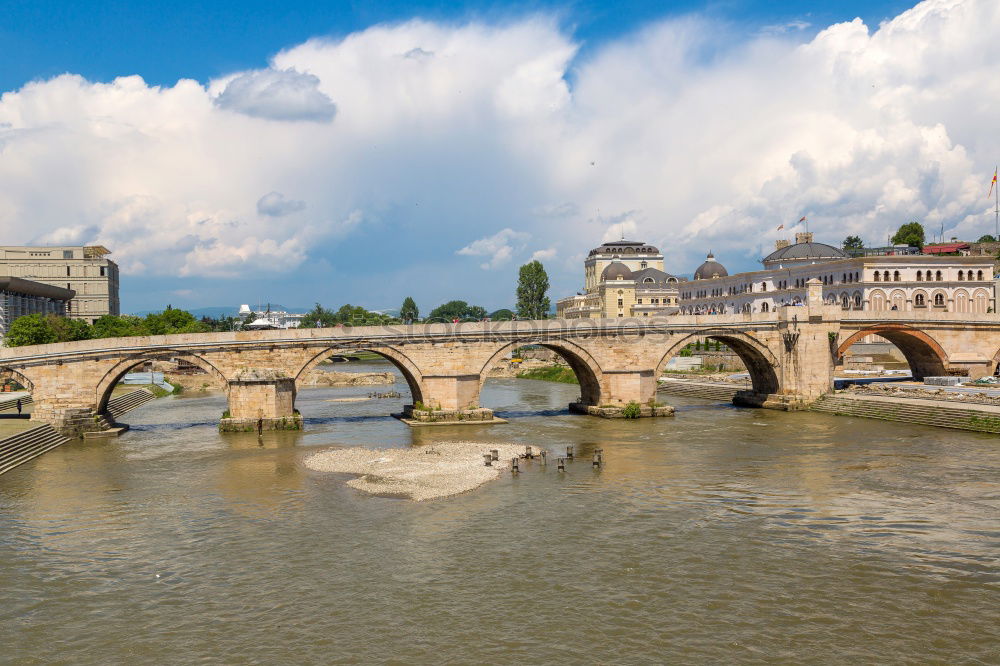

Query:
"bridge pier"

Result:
[[400, 374, 499, 424], [219, 368, 302, 432]]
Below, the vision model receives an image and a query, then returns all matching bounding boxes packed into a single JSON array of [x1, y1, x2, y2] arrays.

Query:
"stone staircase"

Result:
[[810, 393, 1000, 434], [0, 394, 33, 411], [657, 380, 741, 402], [106, 388, 156, 420], [0, 424, 70, 476]]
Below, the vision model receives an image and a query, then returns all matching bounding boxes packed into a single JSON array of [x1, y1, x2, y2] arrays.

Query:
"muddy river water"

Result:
[[1, 361, 997, 663]]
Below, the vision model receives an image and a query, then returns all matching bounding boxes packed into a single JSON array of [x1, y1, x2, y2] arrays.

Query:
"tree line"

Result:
[[842, 221, 998, 252], [3, 260, 554, 346]]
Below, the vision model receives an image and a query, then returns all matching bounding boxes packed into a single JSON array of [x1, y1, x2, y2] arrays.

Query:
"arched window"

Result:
[[916, 270, 922, 281], [640, 261, 647, 269], [934, 293, 944, 307], [975, 290, 989, 313], [978, 270, 984, 280], [955, 289, 969, 312], [841, 294, 850, 309], [855, 272, 860, 282], [957, 270, 964, 281], [873, 272, 880, 282], [854, 293, 862, 309], [915, 293, 925, 306], [894, 271, 901, 282], [883, 270, 890, 282], [761, 302, 769, 312], [871, 291, 886, 310], [643, 277, 654, 284], [935, 270, 942, 281], [842, 273, 846, 283]]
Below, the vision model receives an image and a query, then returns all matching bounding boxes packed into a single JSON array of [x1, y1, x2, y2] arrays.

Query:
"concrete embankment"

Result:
[[811, 393, 1000, 434], [658, 378, 1000, 434], [0, 424, 69, 476]]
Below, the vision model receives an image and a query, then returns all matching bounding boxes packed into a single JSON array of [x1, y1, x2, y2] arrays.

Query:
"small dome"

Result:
[[601, 261, 634, 281], [693, 252, 728, 280]]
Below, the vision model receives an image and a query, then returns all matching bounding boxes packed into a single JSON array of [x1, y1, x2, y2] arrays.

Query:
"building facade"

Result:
[[679, 233, 997, 315], [557, 240, 686, 318], [0, 277, 75, 338], [0, 246, 120, 324], [238, 304, 306, 329]]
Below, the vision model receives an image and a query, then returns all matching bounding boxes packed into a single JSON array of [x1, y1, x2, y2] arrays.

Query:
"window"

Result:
[[883, 271, 890, 281], [62, 250, 73, 259], [855, 272, 860, 282], [854, 294, 862, 309], [761, 302, 769, 312], [636, 299, 643, 304], [643, 312, 648, 316], [894, 271, 901, 282], [957, 270, 964, 281], [640, 261, 647, 269], [916, 270, 923, 281], [915, 293, 925, 306], [841, 294, 850, 309], [935, 270, 942, 281], [874, 272, 881, 281], [100, 266, 106, 277], [978, 270, 984, 280], [617, 299, 623, 307], [934, 293, 944, 306]]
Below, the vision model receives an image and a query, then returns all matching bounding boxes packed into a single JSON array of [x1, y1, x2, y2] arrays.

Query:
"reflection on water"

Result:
[[1, 360, 998, 664]]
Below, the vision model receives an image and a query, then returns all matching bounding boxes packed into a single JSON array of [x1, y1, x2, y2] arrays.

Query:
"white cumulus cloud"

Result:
[[0, 1, 998, 303], [457, 228, 531, 270]]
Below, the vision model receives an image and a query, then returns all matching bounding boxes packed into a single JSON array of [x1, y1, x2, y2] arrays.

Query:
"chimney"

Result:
[[795, 232, 813, 244], [775, 239, 790, 250]]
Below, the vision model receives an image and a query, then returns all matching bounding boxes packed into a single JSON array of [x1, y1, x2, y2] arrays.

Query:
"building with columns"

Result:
[[0, 245, 120, 324], [557, 240, 687, 318], [0, 277, 75, 338], [679, 233, 997, 315]]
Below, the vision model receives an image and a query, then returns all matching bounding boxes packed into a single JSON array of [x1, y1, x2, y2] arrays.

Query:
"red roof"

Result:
[[922, 243, 969, 254]]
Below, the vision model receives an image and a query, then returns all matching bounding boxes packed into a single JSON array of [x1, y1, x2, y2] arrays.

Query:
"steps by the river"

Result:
[[0, 424, 70, 476], [811, 393, 1000, 434], [106, 388, 157, 420], [657, 379, 741, 402], [0, 394, 33, 412]]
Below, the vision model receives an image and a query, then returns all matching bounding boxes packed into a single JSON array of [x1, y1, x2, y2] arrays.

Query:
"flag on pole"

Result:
[[990, 169, 997, 198], [798, 216, 807, 222], [776, 224, 784, 231]]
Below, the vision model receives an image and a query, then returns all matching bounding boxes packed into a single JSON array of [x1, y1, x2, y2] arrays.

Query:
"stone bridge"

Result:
[[3, 282, 999, 436]]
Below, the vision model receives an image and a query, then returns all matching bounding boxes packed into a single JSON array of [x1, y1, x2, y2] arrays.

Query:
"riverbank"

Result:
[[305, 442, 538, 500]]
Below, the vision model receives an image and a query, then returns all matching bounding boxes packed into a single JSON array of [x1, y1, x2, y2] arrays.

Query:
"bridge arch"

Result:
[[477, 339, 604, 406], [655, 330, 781, 395], [295, 345, 425, 405], [0, 367, 34, 393], [836, 324, 948, 379], [94, 351, 229, 415]]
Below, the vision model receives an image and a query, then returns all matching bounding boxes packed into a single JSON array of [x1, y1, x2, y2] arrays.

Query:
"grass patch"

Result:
[[516, 366, 580, 384]]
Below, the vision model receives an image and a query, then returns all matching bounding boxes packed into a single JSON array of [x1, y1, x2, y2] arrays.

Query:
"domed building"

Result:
[[557, 239, 687, 319], [677, 231, 996, 316], [761, 234, 846, 268], [693, 252, 729, 280]]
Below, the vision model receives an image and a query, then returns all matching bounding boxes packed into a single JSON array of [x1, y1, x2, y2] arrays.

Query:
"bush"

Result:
[[622, 401, 642, 419]]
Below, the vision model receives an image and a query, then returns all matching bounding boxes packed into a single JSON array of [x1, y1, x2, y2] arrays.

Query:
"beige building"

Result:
[[0, 246, 120, 324], [558, 240, 686, 318], [679, 233, 996, 315]]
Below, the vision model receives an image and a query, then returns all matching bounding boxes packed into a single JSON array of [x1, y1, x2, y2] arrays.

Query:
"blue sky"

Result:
[[2, 0, 914, 92], [2, 0, 996, 315]]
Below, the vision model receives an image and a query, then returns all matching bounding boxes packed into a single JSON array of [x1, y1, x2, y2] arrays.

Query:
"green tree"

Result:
[[516, 260, 551, 320], [400, 296, 419, 323], [427, 300, 487, 321], [300, 303, 338, 328], [92, 314, 147, 338], [489, 308, 515, 320], [842, 235, 864, 251], [4, 314, 58, 347], [47, 316, 92, 342], [978, 234, 997, 243], [891, 221, 925, 248]]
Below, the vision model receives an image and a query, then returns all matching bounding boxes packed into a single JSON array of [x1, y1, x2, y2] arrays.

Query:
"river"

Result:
[[1, 361, 997, 664]]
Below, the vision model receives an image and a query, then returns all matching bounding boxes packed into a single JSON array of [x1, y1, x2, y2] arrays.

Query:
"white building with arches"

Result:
[[679, 233, 996, 316]]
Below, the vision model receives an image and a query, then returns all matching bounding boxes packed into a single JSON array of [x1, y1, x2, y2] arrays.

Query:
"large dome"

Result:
[[693, 252, 728, 280], [601, 260, 634, 281], [763, 241, 845, 265]]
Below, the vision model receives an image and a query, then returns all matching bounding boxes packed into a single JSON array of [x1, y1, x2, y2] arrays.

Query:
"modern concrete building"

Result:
[[557, 240, 686, 318], [0, 246, 120, 324], [678, 233, 997, 315], [0, 277, 75, 338]]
